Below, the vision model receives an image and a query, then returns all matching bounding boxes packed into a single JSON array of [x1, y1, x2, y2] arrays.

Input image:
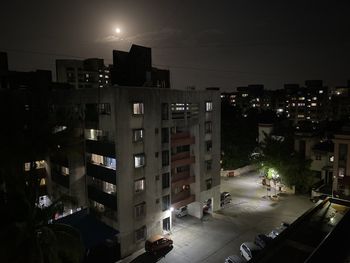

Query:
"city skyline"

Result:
[[1, 1, 350, 91]]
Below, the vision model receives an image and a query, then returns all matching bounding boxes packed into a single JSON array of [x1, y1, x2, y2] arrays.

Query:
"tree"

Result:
[[256, 134, 316, 193]]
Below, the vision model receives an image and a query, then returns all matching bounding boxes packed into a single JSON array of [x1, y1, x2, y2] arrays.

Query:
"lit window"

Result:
[[330, 156, 334, 162], [40, 178, 46, 186], [162, 195, 170, 211], [299, 97, 305, 100], [99, 74, 103, 77], [61, 166, 69, 175], [134, 154, 145, 168], [134, 178, 145, 192], [91, 153, 116, 169], [319, 90, 324, 94], [133, 129, 144, 142], [311, 103, 317, 107], [242, 93, 248, 97], [205, 101, 213, 112], [339, 167, 345, 177], [133, 102, 144, 115]]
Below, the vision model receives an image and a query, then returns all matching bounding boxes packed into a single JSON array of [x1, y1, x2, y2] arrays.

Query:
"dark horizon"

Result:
[[1, 0, 350, 91]]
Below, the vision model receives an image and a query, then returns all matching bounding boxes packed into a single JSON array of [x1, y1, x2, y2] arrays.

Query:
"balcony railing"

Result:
[[171, 151, 190, 162], [172, 189, 191, 204], [86, 140, 115, 158], [171, 132, 195, 147], [86, 162, 116, 184], [171, 156, 195, 168], [172, 175, 195, 188]]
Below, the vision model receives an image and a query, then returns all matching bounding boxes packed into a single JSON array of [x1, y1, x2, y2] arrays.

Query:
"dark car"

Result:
[[145, 235, 173, 253], [224, 254, 246, 263], [254, 234, 272, 248]]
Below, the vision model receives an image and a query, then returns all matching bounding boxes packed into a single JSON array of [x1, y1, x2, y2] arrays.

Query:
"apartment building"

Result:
[[56, 58, 111, 89], [49, 86, 221, 258], [333, 126, 350, 199]]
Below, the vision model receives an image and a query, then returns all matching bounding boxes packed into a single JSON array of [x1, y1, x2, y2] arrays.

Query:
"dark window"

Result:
[[134, 202, 146, 218], [162, 103, 169, 120], [162, 195, 170, 211], [206, 141, 212, 152], [162, 151, 169, 167], [156, 198, 160, 204], [155, 152, 159, 158], [162, 173, 170, 189], [99, 103, 111, 115], [163, 217, 170, 231], [161, 128, 169, 143], [339, 144, 348, 161], [205, 122, 212, 134], [206, 160, 212, 171], [135, 226, 146, 241], [155, 128, 159, 134], [155, 175, 160, 181], [206, 178, 212, 190]]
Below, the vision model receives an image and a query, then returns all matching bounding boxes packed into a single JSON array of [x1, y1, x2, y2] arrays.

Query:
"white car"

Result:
[[240, 242, 262, 261], [224, 254, 246, 263], [175, 206, 188, 218], [268, 222, 289, 238]]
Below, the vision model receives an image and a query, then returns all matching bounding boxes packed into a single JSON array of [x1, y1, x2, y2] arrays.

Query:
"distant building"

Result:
[[111, 44, 170, 88], [56, 58, 111, 89]]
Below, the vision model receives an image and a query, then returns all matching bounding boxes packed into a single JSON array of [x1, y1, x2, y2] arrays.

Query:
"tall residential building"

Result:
[[56, 58, 111, 89], [49, 86, 221, 258]]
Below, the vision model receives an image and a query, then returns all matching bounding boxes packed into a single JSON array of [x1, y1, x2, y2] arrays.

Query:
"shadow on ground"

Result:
[[130, 246, 173, 263]]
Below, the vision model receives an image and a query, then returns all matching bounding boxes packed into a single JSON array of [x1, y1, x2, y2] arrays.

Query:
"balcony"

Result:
[[171, 189, 195, 209], [171, 154, 195, 168], [171, 132, 195, 147], [86, 163, 116, 184], [88, 185, 117, 211], [51, 171, 69, 188], [172, 175, 195, 188], [86, 140, 115, 158]]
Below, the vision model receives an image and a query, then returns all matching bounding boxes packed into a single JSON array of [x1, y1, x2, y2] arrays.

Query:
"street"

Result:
[[123, 171, 314, 263]]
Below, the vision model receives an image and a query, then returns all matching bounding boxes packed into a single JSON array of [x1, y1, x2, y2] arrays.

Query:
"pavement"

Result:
[[119, 171, 314, 263]]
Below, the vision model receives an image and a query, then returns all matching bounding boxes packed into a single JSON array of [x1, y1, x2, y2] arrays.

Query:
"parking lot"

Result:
[[123, 171, 314, 263]]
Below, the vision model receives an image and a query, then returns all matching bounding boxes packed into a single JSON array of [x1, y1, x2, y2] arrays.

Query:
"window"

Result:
[[161, 128, 169, 143], [134, 178, 145, 193], [155, 175, 160, 181], [161, 103, 169, 120], [330, 156, 334, 162], [134, 154, 145, 168], [206, 178, 213, 190], [205, 122, 212, 134], [162, 195, 170, 211], [61, 166, 70, 175], [205, 101, 213, 112], [206, 141, 212, 152], [206, 160, 212, 171], [135, 226, 147, 242], [134, 202, 146, 218], [156, 198, 160, 204], [133, 102, 144, 115], [133, 129, 144, 142], [99, 103, 111, 115], [339, 144, 348, 161], [162, 173, 170, 189], [91, 153, 116, 170], [163, 217, 170, 231], [162, 151, 169, 167]]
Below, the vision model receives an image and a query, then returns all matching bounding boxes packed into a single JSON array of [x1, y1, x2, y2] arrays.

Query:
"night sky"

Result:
[[1, 0, 350, 91]]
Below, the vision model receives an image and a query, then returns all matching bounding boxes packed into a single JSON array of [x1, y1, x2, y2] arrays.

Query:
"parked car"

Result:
[[254, 233, 272, 248], [175, 205, 188, 218], [268, 222, 289, 239], [220, 192, 232, 206], [224, 254, 246, 263], [240, 242, 262, 261], [145, 235, 173, 253]]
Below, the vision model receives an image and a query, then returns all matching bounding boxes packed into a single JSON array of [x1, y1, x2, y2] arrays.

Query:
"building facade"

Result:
[[50, 86, 221, 257]]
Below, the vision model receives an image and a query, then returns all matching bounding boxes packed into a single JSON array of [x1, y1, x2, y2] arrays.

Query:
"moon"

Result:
[[115, 28, 121, 34]]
